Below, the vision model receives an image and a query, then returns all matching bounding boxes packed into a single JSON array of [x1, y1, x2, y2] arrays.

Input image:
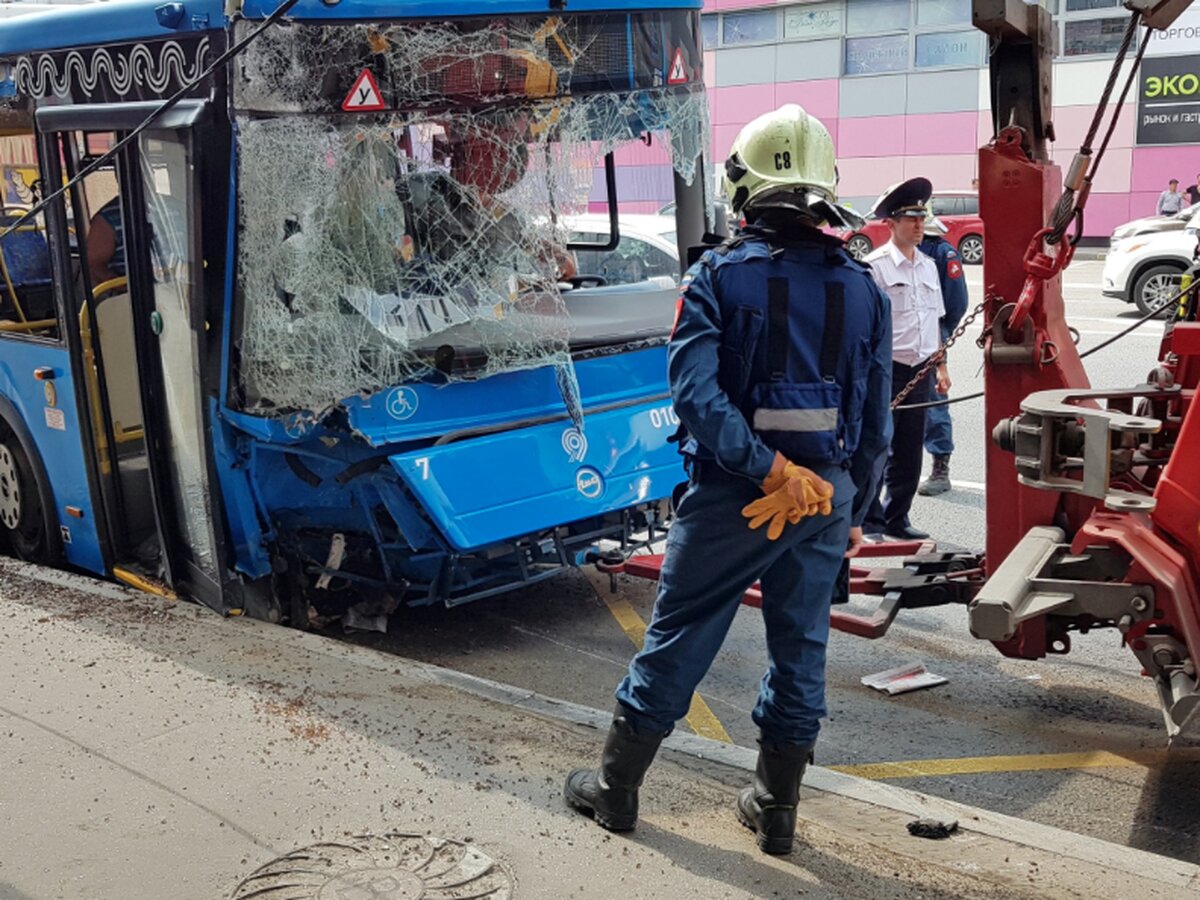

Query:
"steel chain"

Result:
[[890, 299, 988, 410]]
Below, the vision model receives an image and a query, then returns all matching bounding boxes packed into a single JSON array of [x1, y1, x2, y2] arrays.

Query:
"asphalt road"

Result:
[[346, 258, 1200, 866]]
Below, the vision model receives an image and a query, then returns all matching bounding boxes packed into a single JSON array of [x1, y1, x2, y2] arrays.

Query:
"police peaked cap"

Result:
[[869, 177, 933, 220]]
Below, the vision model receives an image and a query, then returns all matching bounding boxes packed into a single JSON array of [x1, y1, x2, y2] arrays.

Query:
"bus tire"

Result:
[[0, 423, 48, 561]]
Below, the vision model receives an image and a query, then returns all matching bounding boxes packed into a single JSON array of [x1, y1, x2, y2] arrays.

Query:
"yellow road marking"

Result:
[[601, 594, 732, 743], [828, 748, 1200, 780]]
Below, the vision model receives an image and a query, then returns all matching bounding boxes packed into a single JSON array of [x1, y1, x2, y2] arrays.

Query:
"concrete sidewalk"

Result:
[[0, 559, 1195, 899]]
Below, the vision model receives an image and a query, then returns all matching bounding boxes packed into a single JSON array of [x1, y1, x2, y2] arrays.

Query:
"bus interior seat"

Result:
[[0, 225, 56, 322]]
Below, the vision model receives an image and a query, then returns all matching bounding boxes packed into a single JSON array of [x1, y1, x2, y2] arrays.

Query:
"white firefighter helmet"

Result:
[[721, 104, 861, 229]]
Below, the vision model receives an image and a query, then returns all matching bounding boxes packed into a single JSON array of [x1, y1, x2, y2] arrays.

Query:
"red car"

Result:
[[836, 191, 984, 264]]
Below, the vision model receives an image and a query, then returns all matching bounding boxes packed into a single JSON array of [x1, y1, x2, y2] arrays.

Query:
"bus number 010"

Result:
[[648, 407, 679, 429]]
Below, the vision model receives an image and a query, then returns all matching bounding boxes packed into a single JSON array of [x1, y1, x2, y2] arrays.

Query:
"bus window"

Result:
[[233, 16, 711, 415], [0, 128, 56, 337]]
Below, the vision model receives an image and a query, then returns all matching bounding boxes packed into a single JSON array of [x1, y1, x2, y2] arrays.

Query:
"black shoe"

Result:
[[884, 524, 930, 540], [736, 737, 814, 855], [918, 455, 951, 496], [564, 707, 666, 832]]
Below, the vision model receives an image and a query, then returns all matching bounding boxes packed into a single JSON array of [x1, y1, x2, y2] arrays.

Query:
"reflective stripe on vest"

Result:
[[753, 407, 840, 432]]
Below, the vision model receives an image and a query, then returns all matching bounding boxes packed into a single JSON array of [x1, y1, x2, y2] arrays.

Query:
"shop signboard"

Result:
[[1137, 53, 1200, 145]]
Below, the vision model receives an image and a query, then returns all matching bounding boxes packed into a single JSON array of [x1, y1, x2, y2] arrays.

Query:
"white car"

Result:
[[567, 213, 680, 287], [1109, 204, 1197, 245], [1102, 209, 1200, 316], [559, 213, 682, 347]]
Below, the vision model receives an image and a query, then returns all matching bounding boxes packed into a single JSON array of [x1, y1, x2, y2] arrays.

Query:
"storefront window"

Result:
[[845, 33, 910, 74], [722, 9, 778, 45], [915, 30, 984, 67], [916, 0, 970, 27], [784, 1, 845, 40], [846, 0, 911, 35], [1065, 0, 1119, 10], [1064, 17, 1131, 56], [702, 14, 719, 49]]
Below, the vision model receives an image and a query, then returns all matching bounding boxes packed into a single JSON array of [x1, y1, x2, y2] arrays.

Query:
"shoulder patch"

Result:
[[947, 258, 963, 280], [671, 270, 695, 336]]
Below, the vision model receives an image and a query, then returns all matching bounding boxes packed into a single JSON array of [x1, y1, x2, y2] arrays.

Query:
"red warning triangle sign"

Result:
[[342, 69, 385, 111], [667, 48, 688, 85]]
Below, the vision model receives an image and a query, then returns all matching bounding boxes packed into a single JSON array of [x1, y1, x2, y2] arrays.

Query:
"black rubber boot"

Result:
[[736, 737, 814, 855], [563, 708, 666, 832], [918, 454, 951, 496]]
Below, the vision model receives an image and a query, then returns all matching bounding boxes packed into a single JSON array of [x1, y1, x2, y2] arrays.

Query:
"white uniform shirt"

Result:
[[864, 240, 945, 367]]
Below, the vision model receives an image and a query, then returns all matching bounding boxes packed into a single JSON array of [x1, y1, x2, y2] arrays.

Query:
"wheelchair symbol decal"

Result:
[[386, 386, 419, 421]]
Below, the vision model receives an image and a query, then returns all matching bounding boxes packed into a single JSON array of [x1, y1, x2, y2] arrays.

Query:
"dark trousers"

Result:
[[865, 360, 932, 534], [923, 395, 954, 457], [615, 464, 853, 745]]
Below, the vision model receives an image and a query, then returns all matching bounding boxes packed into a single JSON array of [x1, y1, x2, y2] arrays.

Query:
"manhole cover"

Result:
[[230, 832, 514, 899]]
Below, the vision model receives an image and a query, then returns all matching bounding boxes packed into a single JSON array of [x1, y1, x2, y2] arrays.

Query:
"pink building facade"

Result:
[[603, 0, 1200, 239]]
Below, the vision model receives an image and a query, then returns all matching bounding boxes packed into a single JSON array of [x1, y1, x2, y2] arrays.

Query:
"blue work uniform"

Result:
[[919, 235, 968, 458], [614, 225, 893, 746]]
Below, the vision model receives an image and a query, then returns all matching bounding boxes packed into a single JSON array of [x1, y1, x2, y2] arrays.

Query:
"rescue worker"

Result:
[[917, 211, 968, 497], [863, 179, 950, 540], [562, 105, 893, 855]]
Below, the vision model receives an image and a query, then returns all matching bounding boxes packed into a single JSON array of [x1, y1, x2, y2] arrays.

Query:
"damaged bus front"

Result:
[[0, 0, 709, 624]]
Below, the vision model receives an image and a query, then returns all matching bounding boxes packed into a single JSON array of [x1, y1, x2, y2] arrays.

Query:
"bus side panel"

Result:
[[0, 344, 104, 574], [390, 398, 685, 551]]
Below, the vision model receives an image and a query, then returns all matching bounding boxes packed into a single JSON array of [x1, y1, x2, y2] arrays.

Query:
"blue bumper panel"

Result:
[[390, 400, 686, 551]]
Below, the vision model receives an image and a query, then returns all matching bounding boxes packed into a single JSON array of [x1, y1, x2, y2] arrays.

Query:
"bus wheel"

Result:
[[0, 428, 47, 561]]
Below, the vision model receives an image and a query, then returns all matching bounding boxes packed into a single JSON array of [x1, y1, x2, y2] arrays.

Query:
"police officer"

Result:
[[917, 212, 968, 497], [863, 179, 949, 540], [562, 105, 893, 856]]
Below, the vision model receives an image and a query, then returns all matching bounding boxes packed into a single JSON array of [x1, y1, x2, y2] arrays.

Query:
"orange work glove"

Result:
[[742, 454, 835, 540]]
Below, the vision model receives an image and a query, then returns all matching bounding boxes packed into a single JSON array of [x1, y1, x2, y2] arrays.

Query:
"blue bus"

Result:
[[0, 0, 710, 623]]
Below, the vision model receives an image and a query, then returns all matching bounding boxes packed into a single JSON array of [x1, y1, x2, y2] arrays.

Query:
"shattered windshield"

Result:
[[231, 13, 708, 416]]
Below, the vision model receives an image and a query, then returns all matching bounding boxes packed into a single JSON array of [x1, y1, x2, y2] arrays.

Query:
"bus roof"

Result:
[[0, 0, 701, 56]]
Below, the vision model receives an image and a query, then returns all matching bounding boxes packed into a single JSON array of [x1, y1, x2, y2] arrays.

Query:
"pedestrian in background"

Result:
[[1186, 174, 1200, 208], [562, 104, 892, 856], [917, 212, 968, 497], [863, 178, 949, 540], [1157, 179, 1186, 216]]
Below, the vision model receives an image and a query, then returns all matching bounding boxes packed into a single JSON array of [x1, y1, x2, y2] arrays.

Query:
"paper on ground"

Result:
[[861, 662, 948, 695]]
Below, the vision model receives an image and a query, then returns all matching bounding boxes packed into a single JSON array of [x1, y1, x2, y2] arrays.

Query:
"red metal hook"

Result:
[[1005, 227, 1075, 343]]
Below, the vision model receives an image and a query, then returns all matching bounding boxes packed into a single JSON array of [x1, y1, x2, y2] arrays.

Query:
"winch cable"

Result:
[[896, 286, 1185, 410], [0, 0, 300, 243]]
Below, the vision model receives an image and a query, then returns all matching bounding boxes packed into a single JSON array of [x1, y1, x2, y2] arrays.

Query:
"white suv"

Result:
[[1102, 209, 1200, 316]]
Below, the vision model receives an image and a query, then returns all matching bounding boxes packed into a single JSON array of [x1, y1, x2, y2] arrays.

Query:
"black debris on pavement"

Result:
[[907, 817, 959, 839]]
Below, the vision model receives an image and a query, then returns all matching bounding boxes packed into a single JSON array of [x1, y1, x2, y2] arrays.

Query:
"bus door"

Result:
[[37, 102, 236, 612]]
